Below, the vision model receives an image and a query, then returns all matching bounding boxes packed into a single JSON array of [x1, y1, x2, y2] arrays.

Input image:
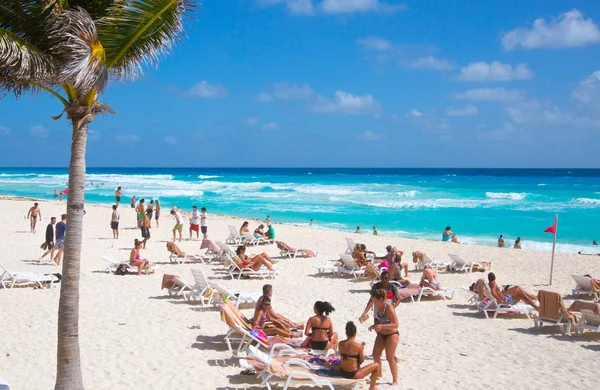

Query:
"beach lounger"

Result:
[[478, 283, 535, 319], [211, 283, 260, 308], [200, 239, 221, 261], [448, 254, 492, 273], [228, 254, 279, 280], [166, 241, 204, 264], [337, 254, 365, 279], [162, 274, 193, 297], [417, 286, 456, 302], [0, 377, 9, 390], [220, 301, 270, 353], [534, 290, 579, 335], [344, 237, 359, 255], [462, 286, 482, 305], [569, 301, 600, 335], [571, 275, 600, 301], [276, 241, 319, 259], [313, 261, 338, 276], [0, 264, 58, 289], [242, 345, 365, 390], [226, 225, 242, 245], [187, 269, 215, 304], [101, 256, 157, 275], [242, 231, 273, 246]]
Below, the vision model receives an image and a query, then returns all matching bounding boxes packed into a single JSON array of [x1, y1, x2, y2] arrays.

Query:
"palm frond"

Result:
[[98, 0, 196, 81], [49, 6, 108, 96], [0, 27, 59, 98]]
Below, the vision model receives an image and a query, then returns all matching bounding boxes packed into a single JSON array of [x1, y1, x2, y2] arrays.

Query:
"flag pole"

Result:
[[549, 214, 558, 285]]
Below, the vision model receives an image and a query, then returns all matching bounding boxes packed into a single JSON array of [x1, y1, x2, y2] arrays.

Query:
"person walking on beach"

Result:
[[40, 217, 57, 262], [27, 202, 42, 233], [110, 205, 120, 239], [171, 209, 184, 242], [189, 205, 200, 240], [136, 199, 145, 228], [498, 234, 505, 248], [115, 186, 123, 208], [372, 226, 378, 236], [130, 196, 136, 209], [155, 200, 161, 228], [514, 237, 522, 249], [141, 213, 151, 248], [53, 188, 58, 200], [200, 207, 208, 239], [59, 190, 63, 201], [54, 214, 67, 265]]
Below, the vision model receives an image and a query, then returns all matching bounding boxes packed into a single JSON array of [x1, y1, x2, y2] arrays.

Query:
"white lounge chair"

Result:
[[337, 254, 365, 279], [277, 241, 319, 259], [166, 242, 204, 264], [211, 283, 260, 308], [575, 307, 600, 335], [226, 225, 242, 245], [417, 286, 456, 302], [448, 254, 491, 273], [462, 286, 482, 305], [101, 256, 157, 275], [227, 254, 279, 280], [0, 264, 58, 289], [571, 275, 600, 301], [478, 283, 534, 319], [534, 290, 578, 335], [313, 260, 338, 276], [344, 237, 359, 255], [242, 231, 272, 246], [0, 377, 9, 390], [166, 275, 194, 298], [187, 269, 215, 304]]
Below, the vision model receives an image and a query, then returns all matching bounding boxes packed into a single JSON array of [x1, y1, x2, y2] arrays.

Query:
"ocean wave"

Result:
[[328, 196, 493, 210], [197, 175, 221, 179], [572, 198, 600, 206], [485, 192, 527, 200], [396, 190, 419, 197], [537, 183, 547, 186]]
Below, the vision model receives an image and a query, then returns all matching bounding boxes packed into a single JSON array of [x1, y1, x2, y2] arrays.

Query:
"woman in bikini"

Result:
[[352, 245, 370, 267], [420, 264, 440, 290], [240, 221, 250, 236], [369, 288, 399, 386], [235, 246, 276, 271], [338, 321, 380, 390], [302, 301, 338, 351], [129, 239, 150, 275], [487, 272, 538, 310], [252, 297, 300, 338]]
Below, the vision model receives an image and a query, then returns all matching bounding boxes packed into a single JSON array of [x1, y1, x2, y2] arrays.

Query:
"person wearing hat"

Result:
[[266, 222, 275, 241]]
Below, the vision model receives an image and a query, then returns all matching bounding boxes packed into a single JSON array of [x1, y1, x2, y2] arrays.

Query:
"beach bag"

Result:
[[251, 328, 269, 345], [115, 264, 128, 275], [364, 264, 379, 279]]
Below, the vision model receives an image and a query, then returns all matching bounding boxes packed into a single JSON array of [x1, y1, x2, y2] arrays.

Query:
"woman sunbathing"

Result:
[[235, 246, 276, 271], [420, 264, 440, 290], [369, 288, 399, 386], [276, 241, 316, 257], [487, 272, 538, 310], [338, 321, 380, 390], [252, 297, 300, 338], [302, 301, 338, 351], [129, 239, 150, 275]]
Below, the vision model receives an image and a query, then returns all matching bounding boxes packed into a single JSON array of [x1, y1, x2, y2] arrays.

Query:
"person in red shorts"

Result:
[[189, 205, 200, 240]]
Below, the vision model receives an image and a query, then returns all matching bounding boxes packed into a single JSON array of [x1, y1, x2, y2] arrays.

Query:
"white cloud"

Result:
[[321, 0, 406, 14], [115, 134, 141, 143], [458, 61, 533, 82], [188, 81, 227, 98], [0, 125, 10, 135], [572, 70, 600, 106], [478, 122, 521, 141], [311, 91, 381, 115], [506, 99, 599, 127], [405, 109, 423, 117], [358, 130, 383, 141], [164, 136, 177, 145], [258, 82, 313, 102], [257, 0, 314, 15], [502, 9, 600, 50], [446, 105, 478, 116], [29, 125, 49, 138], [261, 122, 280, 131], [408, 56, 455, 70], [242, 116, 260, 126], [454, 88, 525, 102], [357, 37, 393, 51]]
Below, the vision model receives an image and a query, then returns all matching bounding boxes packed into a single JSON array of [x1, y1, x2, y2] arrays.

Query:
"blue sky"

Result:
[[1, 0, 599, 168]]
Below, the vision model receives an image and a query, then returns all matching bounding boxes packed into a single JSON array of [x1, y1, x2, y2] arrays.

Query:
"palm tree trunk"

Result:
[[55, 119, 87, 390]]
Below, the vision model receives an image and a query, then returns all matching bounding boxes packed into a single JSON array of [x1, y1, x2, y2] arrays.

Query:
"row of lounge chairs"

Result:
[[226, 225, 274, 246]]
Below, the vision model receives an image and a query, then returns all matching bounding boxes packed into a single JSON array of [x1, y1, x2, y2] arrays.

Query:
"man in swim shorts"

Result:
[[27, 202, 42, 233], [54, 214, 67, 265], [115, 186, 123, 207], [171, 209, 184, 242]]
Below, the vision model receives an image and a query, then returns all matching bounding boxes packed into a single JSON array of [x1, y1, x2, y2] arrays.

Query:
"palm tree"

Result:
[[0, 1, 196, 388]]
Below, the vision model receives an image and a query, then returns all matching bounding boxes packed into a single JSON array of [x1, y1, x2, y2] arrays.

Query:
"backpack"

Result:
[[115, 264, 128, 275]]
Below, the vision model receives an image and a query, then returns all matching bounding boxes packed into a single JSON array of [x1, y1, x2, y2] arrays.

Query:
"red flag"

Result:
[[544, 220, 556, 234]]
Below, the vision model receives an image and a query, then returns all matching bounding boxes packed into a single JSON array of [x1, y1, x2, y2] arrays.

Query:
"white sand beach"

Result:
[[1, 198, 599, 389]]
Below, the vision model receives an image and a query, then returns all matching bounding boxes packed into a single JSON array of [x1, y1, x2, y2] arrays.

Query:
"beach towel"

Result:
[[166, 241, 181, 255], [220, 301, 253, 331], [591, 278, 600, 293], [538, 290, 579, 324], [474, 279, 487, 299], [568, 300, 600, 316], [276, 241, 292, 251], [412, 251, 424, 264], [200, 239, 220, 253], [161, 274, 178, 290], [398, 283, 421, 301]]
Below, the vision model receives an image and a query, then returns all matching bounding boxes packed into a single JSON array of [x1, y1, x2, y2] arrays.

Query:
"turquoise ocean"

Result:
[[1, 168, 599, 254]]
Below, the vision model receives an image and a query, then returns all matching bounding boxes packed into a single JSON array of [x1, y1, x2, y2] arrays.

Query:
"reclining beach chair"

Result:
[[568, 301, 600, 335], [313, 260, 338, 276], [571, 275, 600, 301], [534, 290, 579, 335], [162, 274, 193, 298], [241, 345, 365, 390], [242, 231, 273, 246], [344, 237, 359, 255], [101, 256, 157, 275], [228, 254, 279, 280], [478, 283, 535, 319], [220, 301, 269, 354], [417, 285, 456, 302], [211, 283, 260, 308], [200, 239, 221, 261], [0, 264, 58, 289], [166, 241, 204, 264], [226, 225, 242, 245], [337, 254, 365, 279], [187, 269, 215, 305], [276, 241, 319, 259], [448, 254, 491, 273]]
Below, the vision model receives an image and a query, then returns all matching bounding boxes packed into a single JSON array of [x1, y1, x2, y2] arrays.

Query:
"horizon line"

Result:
[[1, 166, 599, 170]]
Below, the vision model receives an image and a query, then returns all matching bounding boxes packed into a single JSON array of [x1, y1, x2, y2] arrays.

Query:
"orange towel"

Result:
[[591, 278, 600, 293], [200, 239, 220, 252], [161, 274, 178, 290], [474, 278, 487, 299], [538, 290, 578, 324], [220, 301, 252, 331], [568, 300, 600, 316]]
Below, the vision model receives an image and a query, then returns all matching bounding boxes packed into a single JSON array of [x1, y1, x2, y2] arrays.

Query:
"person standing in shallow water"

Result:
[[115, 186, 122, 208], [514, 237, 522, 249], [372, 226, 378, 236], [498, 234, 505, 248]]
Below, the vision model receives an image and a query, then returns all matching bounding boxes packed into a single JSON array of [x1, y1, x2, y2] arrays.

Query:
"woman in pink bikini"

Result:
[[129, 239, 150, 275]]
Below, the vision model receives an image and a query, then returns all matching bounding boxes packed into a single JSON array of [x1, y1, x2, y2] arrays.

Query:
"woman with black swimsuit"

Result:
[[369, 288, 399, 386], [338, 321, 380, 389], [302, 301, 338, 351]]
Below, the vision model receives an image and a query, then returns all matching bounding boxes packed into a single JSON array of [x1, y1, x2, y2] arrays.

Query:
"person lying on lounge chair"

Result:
[[420, 264, 441, 290], [487, 272, 538, 310], [256, 284, 304, 330], [166, 241, 202, 260], [253, 297, 301, 338], [200, 238, 220, 254], [338, 321, 380, 390], [236, 246, 276, 271], [276, 241, 316, 258]]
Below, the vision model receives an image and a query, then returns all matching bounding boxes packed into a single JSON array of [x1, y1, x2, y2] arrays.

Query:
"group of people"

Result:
[[252, 284, 399, 389], [497, 234, 522, 249], [240, 220, 275, 241], [169, 206, 208, 242], [469, 272, 539, 310], [353, 226, 379, 236], [39, 213, 67, 265]]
